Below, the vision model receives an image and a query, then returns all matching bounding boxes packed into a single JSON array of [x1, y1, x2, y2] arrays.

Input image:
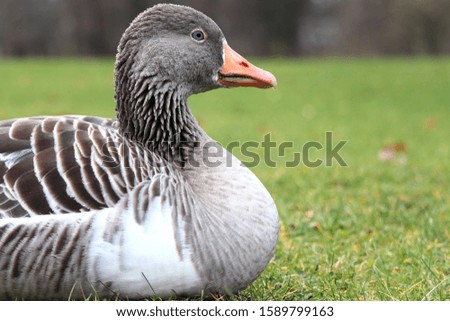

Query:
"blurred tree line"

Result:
[[0, 0, 449, 57]]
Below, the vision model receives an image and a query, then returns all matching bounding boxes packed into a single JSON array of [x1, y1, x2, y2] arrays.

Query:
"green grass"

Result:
[[0, 57, 449, 300]]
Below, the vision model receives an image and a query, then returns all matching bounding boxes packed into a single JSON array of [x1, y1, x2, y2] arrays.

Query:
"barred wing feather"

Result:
[[0, 116, 157, 218]]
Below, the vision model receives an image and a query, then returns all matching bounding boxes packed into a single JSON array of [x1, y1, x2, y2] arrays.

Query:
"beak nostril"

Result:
[[239, 61, 249, 68]]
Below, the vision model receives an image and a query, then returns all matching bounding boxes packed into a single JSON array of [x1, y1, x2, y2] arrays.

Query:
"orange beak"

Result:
[[218, 43, 277, 89]]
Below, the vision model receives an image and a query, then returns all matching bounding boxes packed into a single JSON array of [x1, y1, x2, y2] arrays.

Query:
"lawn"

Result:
[[0, 57, 448, 300]]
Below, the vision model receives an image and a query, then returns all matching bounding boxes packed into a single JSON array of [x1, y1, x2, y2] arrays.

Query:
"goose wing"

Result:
[[0, 116, 158, 218]]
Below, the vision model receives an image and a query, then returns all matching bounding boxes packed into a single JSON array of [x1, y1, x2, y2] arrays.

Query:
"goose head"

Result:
[[115, 4, 276, 97]]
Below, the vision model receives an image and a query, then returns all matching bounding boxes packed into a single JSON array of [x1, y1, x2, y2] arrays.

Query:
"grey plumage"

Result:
[[0, 4, 279, 299]]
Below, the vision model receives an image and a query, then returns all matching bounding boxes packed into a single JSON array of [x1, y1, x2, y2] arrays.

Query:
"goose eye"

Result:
[[191, 30, 205, 42]]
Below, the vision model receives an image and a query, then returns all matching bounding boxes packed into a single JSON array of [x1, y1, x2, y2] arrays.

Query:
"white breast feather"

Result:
[[87, 196, 202, 297]]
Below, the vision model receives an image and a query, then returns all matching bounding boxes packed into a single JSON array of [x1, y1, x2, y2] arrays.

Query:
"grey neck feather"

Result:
[[114, 41, 203, 165]]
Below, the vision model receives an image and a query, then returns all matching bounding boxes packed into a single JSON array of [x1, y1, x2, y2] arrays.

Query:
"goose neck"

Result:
[[115, 74, 203, 163]]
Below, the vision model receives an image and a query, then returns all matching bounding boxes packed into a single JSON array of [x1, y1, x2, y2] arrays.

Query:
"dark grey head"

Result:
[[116, 4, 225, 96]]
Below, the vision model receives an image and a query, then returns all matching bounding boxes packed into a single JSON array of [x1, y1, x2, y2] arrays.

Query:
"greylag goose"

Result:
[[0, 4, 279, 299]]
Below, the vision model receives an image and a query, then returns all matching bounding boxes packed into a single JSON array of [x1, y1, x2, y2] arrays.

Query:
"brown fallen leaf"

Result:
[[378, 142, 408, 163]]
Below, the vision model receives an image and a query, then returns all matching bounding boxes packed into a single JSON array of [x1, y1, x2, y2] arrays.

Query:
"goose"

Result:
[[0, 4, 279, 299]]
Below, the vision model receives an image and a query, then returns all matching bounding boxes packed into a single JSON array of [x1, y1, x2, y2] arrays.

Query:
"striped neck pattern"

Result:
[[115, 44, 202, 165]]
